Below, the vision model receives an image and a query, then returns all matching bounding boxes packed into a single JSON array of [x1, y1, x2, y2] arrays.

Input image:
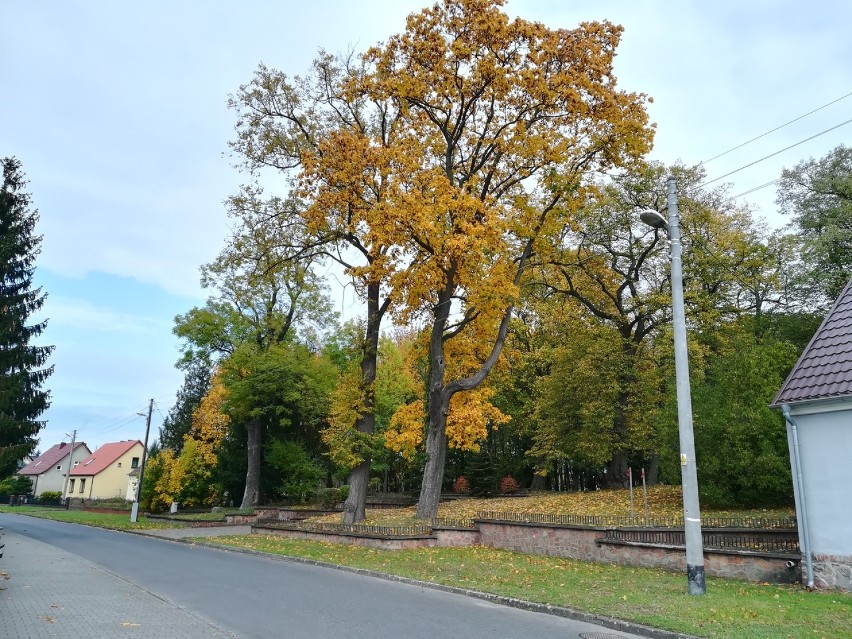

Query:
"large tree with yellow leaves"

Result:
[[364, 0, 654, 518]]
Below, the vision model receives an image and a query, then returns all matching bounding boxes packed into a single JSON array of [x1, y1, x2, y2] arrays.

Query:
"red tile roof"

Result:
[[772, 278, 852, 406], [18, 442, 90, 476], [71, 440, 142, 476]]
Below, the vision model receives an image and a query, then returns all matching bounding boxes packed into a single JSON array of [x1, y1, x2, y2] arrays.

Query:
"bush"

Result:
[[38, 491, 63, 504], [499, 475, 520, 494], [317, 487, 344, 509], [339, 485, 349, 501], [0, 475, 33, 495], [267, 440, 325, 503], [453, 476, 470, 494]]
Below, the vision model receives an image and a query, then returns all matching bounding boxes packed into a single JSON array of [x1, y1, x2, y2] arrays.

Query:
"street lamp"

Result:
[[641, 176, 706, 595]]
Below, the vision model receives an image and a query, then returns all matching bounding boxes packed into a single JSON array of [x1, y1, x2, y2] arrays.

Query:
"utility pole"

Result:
[[640, 177, 706, 595], [62, 429, 77, 509], [130, 398, 154, 523]]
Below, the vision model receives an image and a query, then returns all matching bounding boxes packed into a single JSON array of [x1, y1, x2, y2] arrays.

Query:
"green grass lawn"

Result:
[[198, 535, 852, 639], [0, 505, 177, 530]]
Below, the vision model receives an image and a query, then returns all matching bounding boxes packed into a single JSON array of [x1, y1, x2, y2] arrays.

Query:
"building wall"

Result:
[[66, 443, 144, 500], [789, 402, 852, 557], [28, 464, 67, 496], [785, 401, 852, 591]]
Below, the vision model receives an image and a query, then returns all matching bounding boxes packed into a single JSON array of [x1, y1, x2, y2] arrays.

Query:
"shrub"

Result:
[[317, 487, 343, 509], [339, 485, 349, 501], [0, 475, 33, 495], [267, 440, 325, 503], [499, 475, 520, 494], [453, 476, 470, 494], [38, 490, 63, 503]]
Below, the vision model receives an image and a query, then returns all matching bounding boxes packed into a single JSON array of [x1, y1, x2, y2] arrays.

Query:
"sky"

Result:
[[3, 0, 851, 453]]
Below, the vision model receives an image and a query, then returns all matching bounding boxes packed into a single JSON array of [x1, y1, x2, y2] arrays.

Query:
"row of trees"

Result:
[[147, 0, 851, 520]]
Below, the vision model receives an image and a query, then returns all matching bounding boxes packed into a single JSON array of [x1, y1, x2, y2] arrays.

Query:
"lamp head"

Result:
[[640, 209, 668, 230]]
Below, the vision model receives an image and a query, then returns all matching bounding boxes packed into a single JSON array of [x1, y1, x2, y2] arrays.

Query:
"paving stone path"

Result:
[[0, 529, 236, 639]]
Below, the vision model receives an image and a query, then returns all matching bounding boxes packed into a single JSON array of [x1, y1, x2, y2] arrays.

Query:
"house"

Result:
[[67, 440, 144, 501], [17, 442, 92, 497], [772, 278, 852, 592]]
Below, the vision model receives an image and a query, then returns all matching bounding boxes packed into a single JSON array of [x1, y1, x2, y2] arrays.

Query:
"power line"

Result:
[[703, 90, 852, 164], [699, 117, 852, 188], [730, 178, 781, 200]]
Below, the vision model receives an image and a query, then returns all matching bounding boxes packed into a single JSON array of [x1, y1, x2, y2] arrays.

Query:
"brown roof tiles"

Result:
[[772, 278, 852, 406], [18, 442, 90, 476]]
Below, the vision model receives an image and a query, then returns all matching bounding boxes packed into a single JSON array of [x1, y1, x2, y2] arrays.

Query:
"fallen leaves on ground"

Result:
[[306, 486, 793, 526]]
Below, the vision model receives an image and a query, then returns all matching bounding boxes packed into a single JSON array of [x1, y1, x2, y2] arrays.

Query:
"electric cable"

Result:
[[699, 117, 852, 188], [703, 90, 852, 164]]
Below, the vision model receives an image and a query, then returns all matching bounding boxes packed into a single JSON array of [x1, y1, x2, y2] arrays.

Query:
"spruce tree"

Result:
[[0, 158, 53, 477]]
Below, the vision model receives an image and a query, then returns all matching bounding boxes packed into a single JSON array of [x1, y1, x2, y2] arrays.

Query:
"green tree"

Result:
[[0, 474, 34, 495], [777, 145, 852, 304], [159, 358, 212, 453], [221, 340, 338, 503], [0, 158, 53, 476], [174, 200, 332, 508], [230, 52, 410, 523], [658, 325, 799, 507]]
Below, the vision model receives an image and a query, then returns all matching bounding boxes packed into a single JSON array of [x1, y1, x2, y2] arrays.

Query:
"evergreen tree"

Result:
[[159, 358, 212, 453], [0, 158, 53, 477]]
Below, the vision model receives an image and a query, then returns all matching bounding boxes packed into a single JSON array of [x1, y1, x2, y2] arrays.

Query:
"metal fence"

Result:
[[476, 511, 797, 530], [430, 518, 476, 529], [602, 528, 800, 554]]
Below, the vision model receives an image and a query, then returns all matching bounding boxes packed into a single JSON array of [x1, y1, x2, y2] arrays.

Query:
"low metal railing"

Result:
[[602, 528, 800, 554]]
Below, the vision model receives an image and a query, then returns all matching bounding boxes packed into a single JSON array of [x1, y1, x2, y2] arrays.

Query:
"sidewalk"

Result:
[[0, 530, 236, 639]]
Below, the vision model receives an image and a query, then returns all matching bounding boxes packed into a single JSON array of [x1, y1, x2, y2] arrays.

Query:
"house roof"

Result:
[[71, 440, 142, 477], [772, 278, 852, 406], [18, 442, 90, 476]]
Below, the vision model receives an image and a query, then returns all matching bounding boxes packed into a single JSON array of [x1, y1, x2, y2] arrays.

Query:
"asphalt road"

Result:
[[2, 514, 649, 639]]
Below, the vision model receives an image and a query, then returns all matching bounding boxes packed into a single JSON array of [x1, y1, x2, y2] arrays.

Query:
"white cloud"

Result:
[[45, 296, 170, 335]]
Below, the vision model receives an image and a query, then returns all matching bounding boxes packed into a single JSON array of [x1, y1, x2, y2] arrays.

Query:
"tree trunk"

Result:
[[646, 454, 660, 485], [607, 450, 629, 487], [416, 391, 449, 519], [341, 281, 382, 524], [240, 418, 262, 509], [342, 459, 370, 524]]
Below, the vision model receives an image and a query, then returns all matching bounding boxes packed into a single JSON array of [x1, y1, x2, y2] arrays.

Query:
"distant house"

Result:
[[68, 440, 144, 501], [17, 442, 92, 497], [772, 279, 852, 592]]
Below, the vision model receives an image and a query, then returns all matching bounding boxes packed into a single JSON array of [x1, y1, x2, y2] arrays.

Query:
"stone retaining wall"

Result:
[[813, 554, 852, 591], [475, 519, 800, 584]]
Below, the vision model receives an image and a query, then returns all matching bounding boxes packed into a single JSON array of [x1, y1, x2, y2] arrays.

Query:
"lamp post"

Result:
[[641, 176, 706, 595]]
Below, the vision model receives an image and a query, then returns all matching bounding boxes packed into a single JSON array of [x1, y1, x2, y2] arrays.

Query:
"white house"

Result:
[[17, 442, 91, 497], [772, 279, 852, 591]]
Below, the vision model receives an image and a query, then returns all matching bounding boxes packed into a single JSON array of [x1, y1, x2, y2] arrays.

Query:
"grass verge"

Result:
[[198, 535, 851, 639], [0, 505, 177, 530]]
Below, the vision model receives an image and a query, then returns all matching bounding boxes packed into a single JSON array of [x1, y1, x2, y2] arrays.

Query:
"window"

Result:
[[117, 462, 122, 468], [79, 478, 86, 494], [56, 465, 62, 471], [131, 457, 140, 469], [69, 479, 75, 493]]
